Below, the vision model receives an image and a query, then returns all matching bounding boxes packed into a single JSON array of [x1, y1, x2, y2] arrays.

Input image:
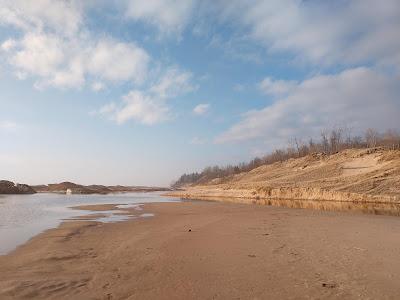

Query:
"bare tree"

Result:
[[172, 127, 400, 187], [382, 129, 400, 150], [365, 128, 379, 148], [329, 128, 343, 153], [320, 130, 329, 153]]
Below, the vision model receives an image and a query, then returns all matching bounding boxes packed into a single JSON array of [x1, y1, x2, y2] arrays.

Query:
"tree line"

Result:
[[172, 128, 400, 188]]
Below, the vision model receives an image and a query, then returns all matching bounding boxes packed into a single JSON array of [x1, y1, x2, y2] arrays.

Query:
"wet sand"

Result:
[[1, 201, 400, 299]]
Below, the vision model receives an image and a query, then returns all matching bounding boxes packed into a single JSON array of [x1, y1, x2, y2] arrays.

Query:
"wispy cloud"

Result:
[[258, 77, 297, 96], [91, 81, 105, 92], [1, 39, 16, 51], [233, 84, 245, 92], [193, 103, 210, 115], [208, 33, 263, 64], [0, 0, 83, 36], [0, 121, 18, 132], [190, 137, 206, 145], [218, 0, 400, 69], [96, 67, 195, 125], [123, 0, 196, 35], [217, 67, 400, 144]]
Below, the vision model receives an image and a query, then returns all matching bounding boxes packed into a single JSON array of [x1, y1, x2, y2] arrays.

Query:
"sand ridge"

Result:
[[168, 148, 400, 204]]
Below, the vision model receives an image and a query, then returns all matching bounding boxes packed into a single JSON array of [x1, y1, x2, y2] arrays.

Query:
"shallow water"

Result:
[[256, 198, 400, 216], [0, 192, 180, 255]]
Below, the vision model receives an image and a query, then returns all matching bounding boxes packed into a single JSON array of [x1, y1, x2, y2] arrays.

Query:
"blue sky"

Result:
[[1, 0, 399, 186]]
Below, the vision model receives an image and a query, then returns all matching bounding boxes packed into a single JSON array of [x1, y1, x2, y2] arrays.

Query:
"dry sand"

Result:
[[1, 201, 400, 299], [167, 148, 400, 204]]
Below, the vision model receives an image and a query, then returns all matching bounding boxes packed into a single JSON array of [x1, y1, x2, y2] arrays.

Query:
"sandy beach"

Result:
[[1, 200, 400, 299]]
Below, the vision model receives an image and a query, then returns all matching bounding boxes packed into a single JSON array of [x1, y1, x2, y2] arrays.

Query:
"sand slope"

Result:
[[168, 148, 400, 203]]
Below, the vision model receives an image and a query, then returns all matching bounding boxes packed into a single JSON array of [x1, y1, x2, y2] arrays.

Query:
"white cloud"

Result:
[[10, 33, 65, 78], [208, 33, 263, 64], [0, 0, 83, 36], [218, 0, 400, 69], [87, 39, 149, 83], [193, 103, 210, 115], [44, 59, 85, 89], [0, 1, 150, 90], [216, 68, 400, 144], [90, 102, 116, 117], [2, 32, 150, 90], [1, 2, 197, 126], [98, 67, 195, 125], [114, 91, 170, 125], [91, 81, 105, 92], [149, 67, 195, 98], [124, 0, 196, 34], [98, 102, 117, 115], [1, 39, 16, 51], [259, 77, 297, 96], [190, 137, 206, 145]]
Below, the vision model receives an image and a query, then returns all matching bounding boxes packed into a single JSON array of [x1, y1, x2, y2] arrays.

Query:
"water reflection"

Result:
[[0, 192, 180, 255], [66, 209, 134, 223], [255, 198, 400, 216]]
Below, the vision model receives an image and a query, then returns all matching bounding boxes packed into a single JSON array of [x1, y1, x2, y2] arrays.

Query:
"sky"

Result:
[[0, 0, 399, 186]]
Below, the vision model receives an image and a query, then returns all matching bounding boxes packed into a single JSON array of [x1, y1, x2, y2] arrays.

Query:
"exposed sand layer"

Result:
[[1, 201, 400, 299], [167, 148, 400, 205]]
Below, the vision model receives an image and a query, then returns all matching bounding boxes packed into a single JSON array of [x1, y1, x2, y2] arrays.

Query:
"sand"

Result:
[[168, 149, 400, 203], [1, 201, 400, 299]]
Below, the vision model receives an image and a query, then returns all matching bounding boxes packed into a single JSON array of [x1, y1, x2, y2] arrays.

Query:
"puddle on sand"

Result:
[[117, 204, 143, 210], [65, 210, 132, 223], [140, 213, 155, 218], [65, 208, 153, 223]]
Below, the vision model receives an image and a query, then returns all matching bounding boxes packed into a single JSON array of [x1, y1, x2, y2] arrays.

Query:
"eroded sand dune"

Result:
[[168, 148, 400, 204]]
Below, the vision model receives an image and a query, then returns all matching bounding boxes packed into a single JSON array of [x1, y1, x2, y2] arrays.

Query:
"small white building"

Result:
[[66, 189, 72, 195]]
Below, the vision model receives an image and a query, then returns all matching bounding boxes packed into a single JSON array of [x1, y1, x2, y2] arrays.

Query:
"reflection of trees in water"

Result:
[[259, 198, 400, 216]]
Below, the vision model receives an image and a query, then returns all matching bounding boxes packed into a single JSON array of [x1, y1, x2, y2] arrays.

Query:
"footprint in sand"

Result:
[[322, 282, 337, 288]]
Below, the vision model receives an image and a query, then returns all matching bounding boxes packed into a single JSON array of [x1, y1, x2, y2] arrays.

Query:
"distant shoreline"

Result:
[[0, 180, 173, 195]]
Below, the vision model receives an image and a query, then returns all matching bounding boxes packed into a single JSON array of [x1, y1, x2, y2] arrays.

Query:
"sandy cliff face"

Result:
[[168, 148, 400, 203]]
